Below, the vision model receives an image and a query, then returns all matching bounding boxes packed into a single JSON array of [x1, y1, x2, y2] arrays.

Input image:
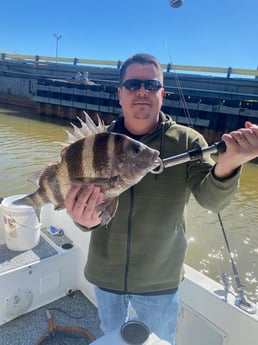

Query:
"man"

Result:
[[65, 53, 258, 344]]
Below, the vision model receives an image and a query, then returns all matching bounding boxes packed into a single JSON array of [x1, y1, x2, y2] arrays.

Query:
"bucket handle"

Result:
[[4, 213, 41, 230]]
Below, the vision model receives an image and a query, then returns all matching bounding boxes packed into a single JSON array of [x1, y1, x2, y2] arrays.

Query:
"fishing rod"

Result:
[[151, 142, 257, 314], [152, 141, 226, 174], [160, 43, 256, 314], [217, 213, 257, 314]]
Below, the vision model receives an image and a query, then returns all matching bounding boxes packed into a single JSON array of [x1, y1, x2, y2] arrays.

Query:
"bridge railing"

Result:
[[1, 52, 258, 78]]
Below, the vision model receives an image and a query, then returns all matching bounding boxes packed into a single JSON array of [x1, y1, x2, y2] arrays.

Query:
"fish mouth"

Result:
[[151, 155, 164, 174]]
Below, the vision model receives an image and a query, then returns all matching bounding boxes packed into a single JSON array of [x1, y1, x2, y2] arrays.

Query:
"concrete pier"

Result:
[[0, 57, 258, 143]]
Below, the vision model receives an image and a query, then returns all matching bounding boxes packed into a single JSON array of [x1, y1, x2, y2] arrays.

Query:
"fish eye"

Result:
[[131, 143, 142, 154]]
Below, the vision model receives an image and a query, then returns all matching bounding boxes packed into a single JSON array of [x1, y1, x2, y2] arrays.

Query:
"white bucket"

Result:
[[0, 201, 5, 244], [1, 194, 41, 251]]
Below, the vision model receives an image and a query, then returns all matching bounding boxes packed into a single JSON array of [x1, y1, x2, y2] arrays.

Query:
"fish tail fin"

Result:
[[13, 193, 44, 221]]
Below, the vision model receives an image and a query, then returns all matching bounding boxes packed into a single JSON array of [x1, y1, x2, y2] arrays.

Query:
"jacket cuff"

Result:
[[211, 164, 242, 182]]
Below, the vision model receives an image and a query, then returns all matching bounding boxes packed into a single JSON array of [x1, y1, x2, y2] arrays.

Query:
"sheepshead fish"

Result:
[[13, 112, 162, 225]]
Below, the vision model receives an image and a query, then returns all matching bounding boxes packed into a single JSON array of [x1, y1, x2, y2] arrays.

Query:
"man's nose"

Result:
[[136, 84, 148, 95]]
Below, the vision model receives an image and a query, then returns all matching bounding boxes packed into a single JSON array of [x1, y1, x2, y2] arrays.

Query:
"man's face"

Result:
[[118, 63, 164, 135]]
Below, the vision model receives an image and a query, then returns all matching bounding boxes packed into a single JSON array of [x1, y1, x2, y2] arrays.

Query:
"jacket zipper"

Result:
[[124, 186, 134, 292]]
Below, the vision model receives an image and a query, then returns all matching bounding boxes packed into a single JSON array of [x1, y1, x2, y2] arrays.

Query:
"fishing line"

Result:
[[163, 41, 193, 127]]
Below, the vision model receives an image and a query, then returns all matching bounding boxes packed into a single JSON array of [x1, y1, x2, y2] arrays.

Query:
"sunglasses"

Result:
[[122, 79, 163, 92]]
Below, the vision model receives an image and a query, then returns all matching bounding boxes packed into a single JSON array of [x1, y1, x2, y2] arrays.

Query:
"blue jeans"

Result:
[[94, 286, 178, 345]]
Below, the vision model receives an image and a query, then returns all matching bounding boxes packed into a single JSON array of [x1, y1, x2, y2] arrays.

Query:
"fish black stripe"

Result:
[[66, 139, 85, 183], [41, 164, 63, 204], [47, 166, 64, 204], [93, 133, 111, 174], [114, 134, 124, 156]]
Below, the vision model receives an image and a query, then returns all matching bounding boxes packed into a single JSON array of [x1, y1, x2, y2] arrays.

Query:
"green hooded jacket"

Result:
[[83, 112, 240, 294]]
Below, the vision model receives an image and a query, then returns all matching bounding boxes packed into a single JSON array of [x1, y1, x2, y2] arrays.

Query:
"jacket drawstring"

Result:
[[155, 121, 165, 180]]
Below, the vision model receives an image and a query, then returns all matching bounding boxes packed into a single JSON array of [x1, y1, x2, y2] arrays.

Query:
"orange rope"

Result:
[[35, 310, 95, 345]]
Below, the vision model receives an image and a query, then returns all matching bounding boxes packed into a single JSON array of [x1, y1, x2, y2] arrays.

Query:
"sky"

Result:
[[1, 0, 258, 72]]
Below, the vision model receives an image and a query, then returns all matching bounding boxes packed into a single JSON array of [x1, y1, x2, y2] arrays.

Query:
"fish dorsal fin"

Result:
[[27, 163, 57, 186], [27, 170, 43, 186], [64, 111, 107, 145]]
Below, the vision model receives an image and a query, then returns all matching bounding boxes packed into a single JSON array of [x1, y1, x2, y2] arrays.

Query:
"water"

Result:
[[0, 105, 71, 196], [0, 104, 258, 303]]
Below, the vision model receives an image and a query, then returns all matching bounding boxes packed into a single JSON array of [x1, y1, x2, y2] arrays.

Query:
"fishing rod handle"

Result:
[[210, 141, 226, 154], [152, 141, 226, 173]]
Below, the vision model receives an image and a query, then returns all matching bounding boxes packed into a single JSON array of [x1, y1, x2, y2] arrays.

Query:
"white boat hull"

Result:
[[0, 205, 257, 344]]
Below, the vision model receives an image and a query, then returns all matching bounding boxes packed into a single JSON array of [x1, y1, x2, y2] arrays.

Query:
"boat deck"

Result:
[[0, 226, 103, 345], [0, 290, 103, 345]]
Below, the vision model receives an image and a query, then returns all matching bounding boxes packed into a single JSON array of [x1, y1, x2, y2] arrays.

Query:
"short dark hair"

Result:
[[119, 53, 163, 85]]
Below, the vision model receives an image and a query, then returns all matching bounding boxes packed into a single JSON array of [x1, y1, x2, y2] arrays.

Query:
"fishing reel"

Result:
[[219, 273, 233, 291]]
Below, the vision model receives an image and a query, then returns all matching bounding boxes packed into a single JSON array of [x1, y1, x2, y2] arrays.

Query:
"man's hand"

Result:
[[65, 185, 104, 228], [214, 121, 258, 179]]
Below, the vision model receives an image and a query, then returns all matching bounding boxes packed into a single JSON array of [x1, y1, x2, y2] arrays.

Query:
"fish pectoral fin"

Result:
[[97, 197, 119, 226]]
